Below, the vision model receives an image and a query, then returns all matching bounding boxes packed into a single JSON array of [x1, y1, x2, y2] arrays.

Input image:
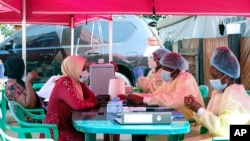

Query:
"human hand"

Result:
[[127, 94, 143, 105], [184, 95, 202, 113], [117, 94, 127, 101], [26, 70, 39, 82]]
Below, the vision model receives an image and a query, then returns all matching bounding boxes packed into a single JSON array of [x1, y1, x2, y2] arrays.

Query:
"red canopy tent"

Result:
[[1, 0, 250, 26], [0, 0, 250, 74], [2, 0, 250, 16]]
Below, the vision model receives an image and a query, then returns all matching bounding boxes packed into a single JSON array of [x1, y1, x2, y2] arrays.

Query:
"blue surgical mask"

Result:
[[161, 70, 172, 82], [79, 70, 89, 82], [210, 79, 227, 91]]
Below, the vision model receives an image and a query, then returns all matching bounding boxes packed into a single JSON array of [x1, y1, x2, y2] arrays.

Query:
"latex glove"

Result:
[[117, 94, 127, 101], [127, 94, 143, 105], [184, 95, 203, 113]]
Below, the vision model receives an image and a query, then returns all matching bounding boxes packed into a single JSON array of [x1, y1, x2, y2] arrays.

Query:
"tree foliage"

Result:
[[143, 15, 165, 21], [0, 24, 14, 38]]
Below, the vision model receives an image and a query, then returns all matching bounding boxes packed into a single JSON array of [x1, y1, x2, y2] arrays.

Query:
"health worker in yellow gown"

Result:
[[137, 48, 171, 93], [184, 46, 250, 141], [127, 52, 204, 141]]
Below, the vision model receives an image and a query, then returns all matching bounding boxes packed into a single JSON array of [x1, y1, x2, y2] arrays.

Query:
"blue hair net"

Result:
[[159, 52, 189, 71], [153, 48, 171, 59], [210, 46, 240, 79]]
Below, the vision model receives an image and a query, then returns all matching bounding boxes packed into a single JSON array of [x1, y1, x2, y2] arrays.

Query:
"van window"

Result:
[[11, 25, 60, 49], [78, 21, 136, 45]]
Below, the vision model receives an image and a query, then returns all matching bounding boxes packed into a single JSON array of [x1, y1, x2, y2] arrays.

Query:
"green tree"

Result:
[[143, 15, 165, 21], [0, 24, 14, 38]]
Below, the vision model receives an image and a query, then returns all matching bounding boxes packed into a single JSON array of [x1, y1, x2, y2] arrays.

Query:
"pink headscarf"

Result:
[[61, 55, 86, 100]]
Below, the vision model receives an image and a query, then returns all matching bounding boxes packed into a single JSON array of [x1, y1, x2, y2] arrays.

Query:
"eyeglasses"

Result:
[[147, 56, 159, 61]]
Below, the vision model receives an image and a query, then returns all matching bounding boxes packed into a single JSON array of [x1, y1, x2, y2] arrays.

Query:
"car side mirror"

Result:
[[4, 41, 13, 51]]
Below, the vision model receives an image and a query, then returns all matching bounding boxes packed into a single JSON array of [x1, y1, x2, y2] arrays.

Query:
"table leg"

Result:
[[109, 134, 113, 141], [104, 134, 120, 141], [85, 133, 96, 141]]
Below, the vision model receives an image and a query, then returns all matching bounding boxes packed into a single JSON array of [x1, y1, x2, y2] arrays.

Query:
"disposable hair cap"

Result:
[[159, 52, 189, 71], [153, 48, 171, 59], [210, 46, 240, 79]]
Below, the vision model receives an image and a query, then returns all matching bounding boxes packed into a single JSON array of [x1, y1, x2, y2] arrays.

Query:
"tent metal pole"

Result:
[[22, 0, 27, 77], [71, 16, 74, 55], [108, 20, 113, 61]]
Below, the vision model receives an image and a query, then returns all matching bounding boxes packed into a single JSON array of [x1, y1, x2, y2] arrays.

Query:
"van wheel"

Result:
[[115, 72, 132, 86]]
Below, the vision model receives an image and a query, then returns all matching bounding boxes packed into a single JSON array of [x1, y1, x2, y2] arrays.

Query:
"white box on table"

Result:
[[107, 100, 123, 113]]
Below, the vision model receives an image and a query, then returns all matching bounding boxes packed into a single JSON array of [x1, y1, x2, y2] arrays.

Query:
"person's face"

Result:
[[210, 66, 223, 80], [162, 66, 175, 72], [210, 66, 228, 84], [162, 66, 180, 79]]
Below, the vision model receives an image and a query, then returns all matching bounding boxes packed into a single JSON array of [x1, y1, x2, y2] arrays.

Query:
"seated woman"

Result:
[[137, 48, 171, 93], [184, 46, 250, 141], [4, 56, 44, 109], [40, 55, 99, 141]]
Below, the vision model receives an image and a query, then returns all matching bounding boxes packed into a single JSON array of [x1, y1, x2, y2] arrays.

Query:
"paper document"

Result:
[[37, 75, 59, 99]]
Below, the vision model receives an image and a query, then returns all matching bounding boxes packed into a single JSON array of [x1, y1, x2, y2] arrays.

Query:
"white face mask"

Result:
[[79, 70, 89, 82], [210, 79, 227, 91], [148, 59, 157, 69], [161, 70, 172, 82]]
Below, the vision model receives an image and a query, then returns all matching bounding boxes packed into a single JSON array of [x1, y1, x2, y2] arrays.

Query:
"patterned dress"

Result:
[[40, 76, 99, 141], [5, 79, 43, 109]]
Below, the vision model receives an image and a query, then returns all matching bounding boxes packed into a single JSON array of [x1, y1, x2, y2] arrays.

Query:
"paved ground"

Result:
[[4, 110, 132, 141]]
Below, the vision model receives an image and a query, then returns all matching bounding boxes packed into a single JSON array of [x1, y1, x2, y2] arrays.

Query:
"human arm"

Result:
[[144, 72, 203, 108], [56, 77, 98, 110], [9, 71, 38, 108], [23, 71, 38, 108], [80, 82, 99, 105]]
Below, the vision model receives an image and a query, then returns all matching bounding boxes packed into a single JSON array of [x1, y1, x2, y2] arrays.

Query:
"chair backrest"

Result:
[[33, 83, 45, 91], [8, 101, 34, 124], [0, 89, 7, 126], [246, 90, 250, 96], [198, 85, 209, 99], [4, 96, 57, 140], [198, 85, 210, 108]]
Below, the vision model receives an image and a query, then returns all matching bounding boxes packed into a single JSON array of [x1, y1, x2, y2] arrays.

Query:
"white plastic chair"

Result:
[[0, 128, 53, 141]]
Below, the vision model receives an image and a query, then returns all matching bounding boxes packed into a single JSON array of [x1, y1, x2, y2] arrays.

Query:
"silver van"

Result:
[[0, 15, 161, 86]]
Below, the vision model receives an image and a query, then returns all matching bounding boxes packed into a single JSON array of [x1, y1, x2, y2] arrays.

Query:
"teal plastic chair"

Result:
[[0, 89, 7, 130], [33, 83, 45, 91], [199, 85, 210, 108], [246, 90, 250, 96], [2, 89, 45, 116], [8, 101, 59, 140], [0, 125, 54, 141], [198, 85, 209, 99]]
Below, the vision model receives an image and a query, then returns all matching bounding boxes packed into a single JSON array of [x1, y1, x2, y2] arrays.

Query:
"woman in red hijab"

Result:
[[40, 55, 99, 141]]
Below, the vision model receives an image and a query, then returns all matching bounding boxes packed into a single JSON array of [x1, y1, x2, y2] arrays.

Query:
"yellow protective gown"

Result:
[[137, 68, 163, 93], [139, 71, 204, 141], [184, 84, 250, 141]]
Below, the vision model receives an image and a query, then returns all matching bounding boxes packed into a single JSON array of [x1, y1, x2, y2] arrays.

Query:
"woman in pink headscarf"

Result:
[[40, 55, 99, 141]]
